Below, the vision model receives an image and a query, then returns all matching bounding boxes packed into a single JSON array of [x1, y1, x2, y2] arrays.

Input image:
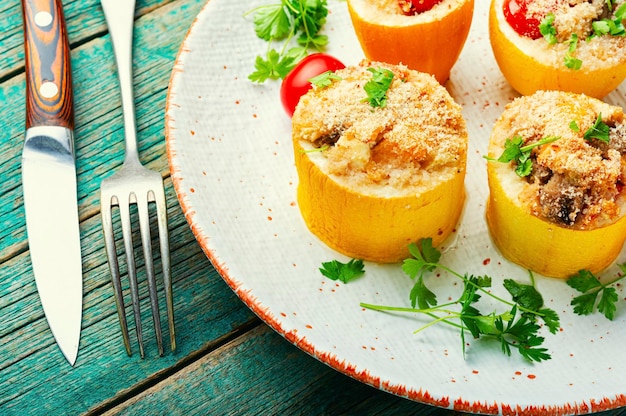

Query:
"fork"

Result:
[[99, 0, 175, 357]]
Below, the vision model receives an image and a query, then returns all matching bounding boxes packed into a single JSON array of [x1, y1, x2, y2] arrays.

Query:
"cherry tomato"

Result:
[[280, 53, 345, 117], [503, 0, 542, 39], [398, 0, 444, 15]]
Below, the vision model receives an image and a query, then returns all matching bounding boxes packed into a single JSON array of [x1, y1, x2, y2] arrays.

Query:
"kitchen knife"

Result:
[[21, 0, 82, 366]]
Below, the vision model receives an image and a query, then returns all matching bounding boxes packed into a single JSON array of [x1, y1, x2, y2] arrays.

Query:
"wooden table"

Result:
[[1, 1, 625, 415]]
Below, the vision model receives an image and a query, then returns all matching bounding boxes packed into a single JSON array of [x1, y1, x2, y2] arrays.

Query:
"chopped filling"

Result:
[[505, 0, 626, 70], [496, 91, 626, 229]]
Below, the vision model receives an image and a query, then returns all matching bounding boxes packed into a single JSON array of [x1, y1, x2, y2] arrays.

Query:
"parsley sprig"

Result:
[[309, 70, 342, 88], [485, 135, 560, 177], [540, 13, 557, 44], [246, 0, 329, 83], [319, 258, 365, 283], [583, 113, 611, 143], [360, 239, 560, 362], [592, 2, 626, 37], [564, 34, 582, 70], [362, 67, 395, 108], [567, 265, 626, 320]]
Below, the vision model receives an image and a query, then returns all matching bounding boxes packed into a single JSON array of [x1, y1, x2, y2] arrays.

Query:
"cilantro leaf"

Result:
[[362, 67, 394, 108], [319, 258, 365, 283], [569, 120, 580, 132], [583, 113, 611, 143]]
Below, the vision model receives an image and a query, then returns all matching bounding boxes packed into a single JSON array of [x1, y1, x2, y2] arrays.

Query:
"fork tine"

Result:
[[136, 192, 164, 356], [101, 196, 132, 356], [153, 185, 175, 351], [118, 193, 145, 358]]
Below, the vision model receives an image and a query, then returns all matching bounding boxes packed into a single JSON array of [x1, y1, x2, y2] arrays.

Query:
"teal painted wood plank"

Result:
[[103, 324, 462, 416], [0, 0, 190, 80]]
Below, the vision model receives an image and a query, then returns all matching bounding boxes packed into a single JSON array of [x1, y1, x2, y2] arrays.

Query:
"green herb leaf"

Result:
[[583, 113, 611, 143], [503, 279, 544, 314], [564, 34, 582, 70], [247, 0, 329, 82], [567, 267, 626, 320], [362, 67, 394, 108], [319, 258, 365, 283], [253, 4, 291, 41], [593, 3, 626, 36], [569, 120, 580, 132], [540, 13, 558, 44], [598, 287, 618, 320], [486, 135, 560, 177], [248, 49, 297, 83], [409, 276, 437, 310], [361, 239, 558, 363], [309, 70, 342, 88], [404, 239, 441, 309]]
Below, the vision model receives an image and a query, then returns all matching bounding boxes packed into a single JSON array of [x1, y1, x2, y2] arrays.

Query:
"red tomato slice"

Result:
[[503, 0, 542, 39], [280, 53, 345, 117]]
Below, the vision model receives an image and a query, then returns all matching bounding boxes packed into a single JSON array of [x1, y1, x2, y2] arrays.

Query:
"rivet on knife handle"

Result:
[[21, 0, 73, 130]]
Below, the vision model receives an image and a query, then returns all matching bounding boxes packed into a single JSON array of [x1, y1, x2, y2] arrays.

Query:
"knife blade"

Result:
[[21, 0, 82, 366]]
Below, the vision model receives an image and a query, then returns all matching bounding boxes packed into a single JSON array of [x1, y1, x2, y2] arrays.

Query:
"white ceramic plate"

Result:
[[165, 0, 626, 413]]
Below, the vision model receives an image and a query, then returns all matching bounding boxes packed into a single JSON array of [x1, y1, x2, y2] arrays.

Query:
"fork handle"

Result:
[[21, 0, 74, 130], [100, 0, 139, 163]]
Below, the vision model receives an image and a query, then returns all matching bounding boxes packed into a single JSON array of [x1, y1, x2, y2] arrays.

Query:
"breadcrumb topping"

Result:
[[291, 60, 468, 195], [489, 90, 626, 229]]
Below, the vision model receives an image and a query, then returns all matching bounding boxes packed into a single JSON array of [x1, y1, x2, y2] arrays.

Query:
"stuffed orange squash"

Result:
[[292, 61, 468, 263], [486, 90, 626, 278], [489, 0, 626, 98], [347, 0, 474, 84]]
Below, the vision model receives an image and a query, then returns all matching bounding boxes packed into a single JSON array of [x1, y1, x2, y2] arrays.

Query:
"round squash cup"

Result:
[[347, 0, 474, 84], [486, 92, 626, 278], [294, 140, 466, 263], [488, 0, 626, 98]]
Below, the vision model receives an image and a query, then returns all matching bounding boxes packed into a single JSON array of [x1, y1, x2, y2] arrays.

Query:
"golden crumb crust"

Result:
[[488, 90, 626, 230], [292, 60, 468, 196]]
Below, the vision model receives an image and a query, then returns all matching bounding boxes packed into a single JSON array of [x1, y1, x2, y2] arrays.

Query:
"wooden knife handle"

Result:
[[21, 0, 74, 130]]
